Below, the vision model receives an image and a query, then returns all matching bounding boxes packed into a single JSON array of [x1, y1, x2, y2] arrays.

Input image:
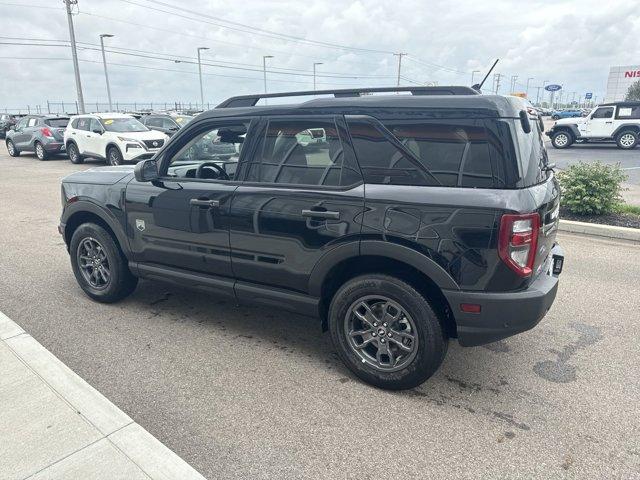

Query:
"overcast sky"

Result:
[[1, 0, 639, 111]]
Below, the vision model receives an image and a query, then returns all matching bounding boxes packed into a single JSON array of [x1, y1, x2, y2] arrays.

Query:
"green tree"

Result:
[[625, 80, 640, 101]]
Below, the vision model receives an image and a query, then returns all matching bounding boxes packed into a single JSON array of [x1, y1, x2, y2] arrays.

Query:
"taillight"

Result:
[[498, 213, 540, 277], [41, 127, 54, 138]]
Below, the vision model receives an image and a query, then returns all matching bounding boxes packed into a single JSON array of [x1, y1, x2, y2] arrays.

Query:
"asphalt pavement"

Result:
[[1, 145, 639, 479]]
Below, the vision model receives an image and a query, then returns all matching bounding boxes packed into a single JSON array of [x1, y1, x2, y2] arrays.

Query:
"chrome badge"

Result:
[[136, 219, 146, 232]]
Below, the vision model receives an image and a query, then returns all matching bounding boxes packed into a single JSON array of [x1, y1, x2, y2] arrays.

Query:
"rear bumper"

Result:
[[443, 244, 564, 347], [44, 142, 65, 152]]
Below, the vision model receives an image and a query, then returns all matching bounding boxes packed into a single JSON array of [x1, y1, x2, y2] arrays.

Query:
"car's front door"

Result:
[[585, 106, 615, 138], [228, 116, 364, 299], [85, 118, 105, 157], [125, 117, 255, 292], [11, 116, 30, 147]]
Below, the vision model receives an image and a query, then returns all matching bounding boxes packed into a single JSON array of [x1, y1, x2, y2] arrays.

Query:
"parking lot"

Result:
[[0, 143, 639, 478]]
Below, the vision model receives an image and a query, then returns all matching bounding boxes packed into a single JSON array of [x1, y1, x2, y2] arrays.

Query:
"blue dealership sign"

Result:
[[545, 84, 562, 92], [585, 92, 593, 99]]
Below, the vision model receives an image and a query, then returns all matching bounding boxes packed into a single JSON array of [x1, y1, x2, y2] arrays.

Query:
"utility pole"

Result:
[[64, 0, 85, 114], [494, 73, 503, 94], [313, 62, 323, 91], [197, 47, 209, 109], [535, 86, 541, 105], [394, 53, 407, 87], [471, 70, 480, 85], [510, 75, 518, 94], [525, 77, 533, 98], [262, 55, 274, 105], [99, 34, 114, 111], [542, 80, 549, 107]]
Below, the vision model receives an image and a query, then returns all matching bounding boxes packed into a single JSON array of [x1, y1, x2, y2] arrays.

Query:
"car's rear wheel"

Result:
[[551, 130, 573, 149], [107, 146, 123, 166], [552, 115, 560, 120], [6, 140, 20, 157], [67, 143, 84, 164], [69, 223, 138, 303], [616, 130, 638, 149], [328, 274, 447, 390], [35, 141, 48, 161]]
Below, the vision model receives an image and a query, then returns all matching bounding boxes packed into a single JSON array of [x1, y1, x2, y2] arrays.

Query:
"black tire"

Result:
[[67, 142, 84, 164], [328, 274, 448, 390], [6, 139, 20, 157], [107, 146, 123, 166], [69, 223, 138, 303], [616, 130, 638, 150], [552, 115, 560, 120], [551, 130, 573, 149], [35, 141, 48, 161]]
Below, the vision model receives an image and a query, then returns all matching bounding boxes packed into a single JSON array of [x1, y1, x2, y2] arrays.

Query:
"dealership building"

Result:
[[605, 65, 640, 101]]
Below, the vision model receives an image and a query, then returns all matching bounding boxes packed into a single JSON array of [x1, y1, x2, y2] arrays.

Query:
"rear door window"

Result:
[[74, 118, 91, 131]]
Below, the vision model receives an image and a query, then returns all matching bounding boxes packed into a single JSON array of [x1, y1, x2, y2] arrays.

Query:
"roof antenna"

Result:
[[472, 59, 499, 92]]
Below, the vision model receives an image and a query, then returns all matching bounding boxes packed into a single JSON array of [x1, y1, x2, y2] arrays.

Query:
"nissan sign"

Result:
[[545, 84, 562, 92]]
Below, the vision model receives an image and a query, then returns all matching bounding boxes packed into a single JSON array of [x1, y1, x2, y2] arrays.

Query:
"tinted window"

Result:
[[16, 117, 28, 129], [383, 120, 494, 188], [347, 119, 436, 186], [616, 106, 640, 119], [247, 118, 359, 187], [44, 118, 69, 128], [162, 118, 178, 129], [515, 117, 549, 186], [146, 117, 162, 127], [592, 107, 613, 119]]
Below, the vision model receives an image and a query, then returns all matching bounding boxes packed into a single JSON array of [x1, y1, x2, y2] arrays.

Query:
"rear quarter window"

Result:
[[514, 117, 549, 186]]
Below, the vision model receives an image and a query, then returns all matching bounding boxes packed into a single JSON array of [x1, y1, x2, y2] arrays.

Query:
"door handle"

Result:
[[190, 198, 220, 208], [301, 209, 340, 220], [72, 132, 76, 135]]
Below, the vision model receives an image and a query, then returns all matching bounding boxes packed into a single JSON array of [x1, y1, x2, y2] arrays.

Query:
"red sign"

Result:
[[624, 70, 640, 78]]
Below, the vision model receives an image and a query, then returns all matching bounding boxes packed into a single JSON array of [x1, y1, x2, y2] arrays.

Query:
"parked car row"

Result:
[[4, 111, 193, 164]]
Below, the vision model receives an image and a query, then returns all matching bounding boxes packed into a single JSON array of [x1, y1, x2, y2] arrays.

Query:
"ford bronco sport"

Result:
[[59, 86, 564, 390]]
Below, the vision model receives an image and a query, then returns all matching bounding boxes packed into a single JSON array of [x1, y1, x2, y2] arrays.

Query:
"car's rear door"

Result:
[[228, 115, 364, 300]]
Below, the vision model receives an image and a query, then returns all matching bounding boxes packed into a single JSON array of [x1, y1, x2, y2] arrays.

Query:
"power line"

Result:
[[403, 55, 467, 75]]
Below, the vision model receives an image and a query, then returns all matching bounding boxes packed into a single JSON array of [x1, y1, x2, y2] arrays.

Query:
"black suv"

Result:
[[59, 87, 563, 390]]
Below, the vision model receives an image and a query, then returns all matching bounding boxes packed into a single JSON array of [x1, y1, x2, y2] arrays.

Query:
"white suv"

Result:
[[547, 101, 640, 149], [64, 113, 169, 165]]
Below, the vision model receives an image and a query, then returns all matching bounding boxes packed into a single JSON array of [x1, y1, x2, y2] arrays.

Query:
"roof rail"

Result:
[[216, 86, 479, 108]]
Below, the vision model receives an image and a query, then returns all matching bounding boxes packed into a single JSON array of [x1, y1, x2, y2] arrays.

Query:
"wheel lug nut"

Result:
[[372, 332, 377, 337], [383, 323, 388, 327], [387, 332, 392, 337], [380, 338, 385, 343], [373, 322, 378, 327]]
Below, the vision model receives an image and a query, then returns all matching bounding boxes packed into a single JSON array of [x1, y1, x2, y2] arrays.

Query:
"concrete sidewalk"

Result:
[[0, 311, 207, 480]]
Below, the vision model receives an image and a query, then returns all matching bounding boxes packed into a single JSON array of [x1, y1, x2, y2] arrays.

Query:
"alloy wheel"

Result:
[[36, 143, 44, 159], [7, 141, 15, 155], [344, 295, 419, 372], [620, 133, 635, 148], [554, 133, 568, 147], [109, 149, 120, 166], [76, 237, 111, 289]]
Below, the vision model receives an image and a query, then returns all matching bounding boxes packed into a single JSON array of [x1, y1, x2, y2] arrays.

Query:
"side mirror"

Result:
[[92, 129, 103, 135], [134, 158, 159, 182]]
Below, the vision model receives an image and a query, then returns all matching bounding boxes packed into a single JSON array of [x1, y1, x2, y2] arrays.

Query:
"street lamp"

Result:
[[471, 70, 480, 85], [99, 34, 114, 111], [197, 47, 209, 108], [526, 77, 533, 97], [313, 62, 323, 90]]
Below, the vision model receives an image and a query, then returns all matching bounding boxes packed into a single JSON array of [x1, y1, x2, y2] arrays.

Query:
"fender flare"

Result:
[[552, 124, 581, 139], [307, 239, 459, 297], [612, 123, 640, 138], [61, 199, 131, 256]]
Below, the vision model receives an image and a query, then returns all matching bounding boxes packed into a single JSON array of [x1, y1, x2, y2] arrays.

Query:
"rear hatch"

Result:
[[44, 117, 69, 141]]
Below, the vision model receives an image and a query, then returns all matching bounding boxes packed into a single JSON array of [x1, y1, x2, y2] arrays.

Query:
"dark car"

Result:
[[0, 114, 22, 139], [58, 86, 563, 390], [6, 115, 69, 160], [141, 113, 194, 137]]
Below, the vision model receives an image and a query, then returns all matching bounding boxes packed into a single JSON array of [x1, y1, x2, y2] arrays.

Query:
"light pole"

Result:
[[542, 80, 549, 107], [197, 47, 209, 109], [64, 0, 85, 113], [313, 62, 323, 91], [99, 34, 114, 111], [525, 77, 533, 98], [510, 75, 518, 94], [471, 70, 480, 85]]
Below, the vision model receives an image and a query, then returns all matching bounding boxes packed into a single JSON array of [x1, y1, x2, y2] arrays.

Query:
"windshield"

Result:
[[173, 116, 193, 126], [100, 117, 148, 133]]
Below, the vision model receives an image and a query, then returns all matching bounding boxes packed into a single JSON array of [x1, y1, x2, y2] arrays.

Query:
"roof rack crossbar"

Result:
[[216, 86, 478, 108]]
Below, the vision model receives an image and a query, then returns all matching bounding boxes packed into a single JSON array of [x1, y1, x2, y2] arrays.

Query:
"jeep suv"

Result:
[[64, 113, 169, 165], [58, 87, 563, 390], [547, 101, 640, 149]]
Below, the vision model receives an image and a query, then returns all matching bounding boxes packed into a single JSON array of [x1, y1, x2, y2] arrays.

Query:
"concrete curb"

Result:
[[0, 311, 207, 480], [559, 219, 640, 243]]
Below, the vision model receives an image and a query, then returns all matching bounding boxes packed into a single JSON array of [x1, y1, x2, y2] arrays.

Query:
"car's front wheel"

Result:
[[551, 130, 573, 149], [67, 143, 84, 164], [69, 223, 138, 303], [6, 140, 20, 157], [107, 146, 123, 166], [328, 274, 447, 390], [552, 115, 560, 120], [616, 130, 638, 150], [35, 141, 48, 161]]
